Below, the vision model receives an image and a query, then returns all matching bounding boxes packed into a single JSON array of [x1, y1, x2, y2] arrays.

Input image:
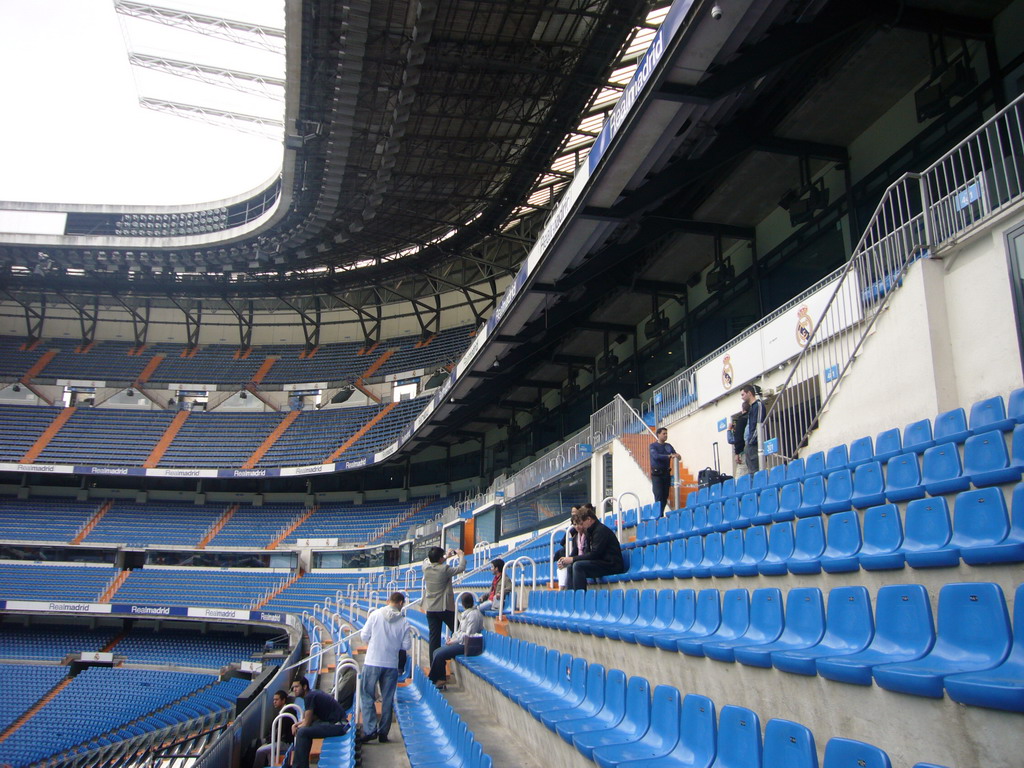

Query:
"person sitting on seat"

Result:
[[557, 504, 625, 591], [428, 592, 484, 688], [477, 558, 512, 611]]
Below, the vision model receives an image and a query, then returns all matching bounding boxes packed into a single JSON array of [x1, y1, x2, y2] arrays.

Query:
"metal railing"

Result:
[[761, 92, 1024, 468]]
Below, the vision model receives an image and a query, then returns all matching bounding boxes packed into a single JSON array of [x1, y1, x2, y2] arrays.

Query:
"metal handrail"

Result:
[[500, 556, 537, 618]]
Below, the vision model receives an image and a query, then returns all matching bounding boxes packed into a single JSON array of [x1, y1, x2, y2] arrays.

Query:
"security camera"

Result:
[[711, 4, 723, 19]]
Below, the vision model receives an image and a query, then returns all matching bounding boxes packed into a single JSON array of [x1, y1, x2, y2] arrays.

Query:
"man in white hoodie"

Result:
[[358, 592, 412, 744]]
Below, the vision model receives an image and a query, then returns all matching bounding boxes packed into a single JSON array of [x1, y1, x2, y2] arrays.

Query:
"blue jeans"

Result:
[[360, 665, 399, 738], [429, 642, 465, 683], [292, 721, 348, 768], [567, 559, 621, 591]]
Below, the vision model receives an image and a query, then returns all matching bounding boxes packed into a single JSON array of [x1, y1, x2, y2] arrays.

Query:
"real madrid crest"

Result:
[[722, 354, 734, 389], [796, 305, 813, 347]]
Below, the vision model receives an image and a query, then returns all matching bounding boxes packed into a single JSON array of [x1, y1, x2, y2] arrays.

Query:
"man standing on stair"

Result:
[[358, 591, 412, 745], [741, 384, 765, 473], [422, 546, 466, 661], [649, 427, 681, 515]]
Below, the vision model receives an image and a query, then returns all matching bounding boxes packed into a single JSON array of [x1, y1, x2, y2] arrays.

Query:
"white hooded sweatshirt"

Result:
[[361, 604, 412, 669]]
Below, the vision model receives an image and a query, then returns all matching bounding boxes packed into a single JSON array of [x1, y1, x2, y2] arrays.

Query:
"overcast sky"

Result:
[[0, 0, 284, 206]]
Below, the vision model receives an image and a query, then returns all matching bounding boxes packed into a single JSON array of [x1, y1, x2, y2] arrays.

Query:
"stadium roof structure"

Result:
[[0, 0, 1016, 446]]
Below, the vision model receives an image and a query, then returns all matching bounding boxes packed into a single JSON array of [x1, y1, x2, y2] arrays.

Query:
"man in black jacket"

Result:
[[556, 504, 625, 591]]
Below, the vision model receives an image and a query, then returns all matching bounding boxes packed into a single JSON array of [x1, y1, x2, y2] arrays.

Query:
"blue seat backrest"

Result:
[[849, 436, 874, 467], [716, 705, 763, 768], [934, 582, 1011, 660], [825, 444, 849, 472], [782, 588, 826, 641], [804, 451, 826, 477], [952, 487, 1010, 546], [766, 521, 795, 559], [793, 517, 825, 556], [825, 510, 862, 555], [786, 458, 806, 482], [679, 694, 717, 766], [1009, 388, 1024, 422], [934, 407, 969, 444], [767, 465, 787, 487], [970, 395, 1012, 432], [874, 428, 903, 461], [763, 719, 818, 768], [903, 418, 934, 453], [734, 474, 752, 495], [904, 497, 952, 549], [823, 738, 892, 768]]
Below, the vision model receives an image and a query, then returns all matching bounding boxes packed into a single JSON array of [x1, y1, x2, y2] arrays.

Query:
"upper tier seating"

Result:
[[85, 502, 223, 547], [3, 325, 474, 387], [0, 405, 62, 462], [0, 497, 98, 542], [112, 568, 284, 608], [0, 563, 117, 602], [36, 408, 175, 466]]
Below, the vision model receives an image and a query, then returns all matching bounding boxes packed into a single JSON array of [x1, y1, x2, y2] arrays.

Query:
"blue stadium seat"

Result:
[[758, 521, 795, 575], [851, 461, 886, 509], [720, 478, 737, 498], [735, 588, 825, 667], [595, 590, 639, 640], [788, 517, 826, 574], [874, 428, 903, 462], [963, 429, 1022, 487], [711, 530, 745, 578], [858, 504, 906, 571], [630, 693, 715, 768], [825, 445, 849, 472], [903, 418, 935, 453], [755, 488, 778, 525], [738, 492, 760, 528], [948, 486, 1022, 565], [651, 541, 676, 580], [804, 451, 826, 477], [960, 482, 1024, 565], [1014, 423, 1024, 468], [679, 588, 749, 656], [721, 498, 741, 530], [704, 588, 784, 663], [933, 407, 969, 445], [733, 526, 768, 576], [772, 586, 874, 675], [775, 482, 802, 521], [751, 469, 769, 491], [734, 474, 752, 496], [903, 497, 957, 568], [767, 465, 787, 488], [873, 582, 1012, 698], [638, 589, 692, 651], [797, 475, 825, 518], [763, 719, 817, 768], [606, 550, 641, 583], [607, 590, 655, 643], [848, 436, 874, 468], [692, 506, 710, 536], [1009, 388, 1024, 423], [820, 510, 862, 573], [580, 591, 623, 636], [706, 502, 724, 534], [969, 395, 1014, 433], [538, 663, 606, 730], [592, 685, 680, 768], [631, 590, 677, 648], [653, 589, 721, 652], [572, 675, 650, 760], [786, 458, 806, 482], [555, 668, 626, 745], [821, 469, 853, 514], [944, 583, 1024, 712], [822, 738, 891, 768], [692, 534, 724, 579], [884, 453, 925, 502], [921, 443, 970, 496], [714, 706, 762, 768], [672, 537, 704, 578], [677, 508, 695, 537]]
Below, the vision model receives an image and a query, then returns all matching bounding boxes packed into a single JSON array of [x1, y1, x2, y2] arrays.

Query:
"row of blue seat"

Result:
[[612, 484, 1023, 581], [459, 630, 949, 767], [395, 665, 493, 768], [510, 581, 1023, 710]]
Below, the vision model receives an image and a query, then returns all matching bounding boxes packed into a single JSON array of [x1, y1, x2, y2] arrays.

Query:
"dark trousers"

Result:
[[652, 472, 671, 514], [428, 642, 465, 683], [426, 609, 455, 661], [567, 560, 621, 591], [292, 721, 349, 768]]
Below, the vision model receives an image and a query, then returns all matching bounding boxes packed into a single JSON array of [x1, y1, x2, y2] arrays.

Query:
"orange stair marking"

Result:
[[135, 353, 165, 384], [0, 677, 72, 743], [198, 503, 238, 548], [242, 411, 300, 469], [20, 348, 58, 381], [325, 402, 396, 462], [143, 410, 190, 468], [267, 509, 315, 550], [250, 356, 279, 385], [20, 406, 76, 464], [254, 568, 304, 608], [72, 500, 112, 545], [99, 570, 130, 603]]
